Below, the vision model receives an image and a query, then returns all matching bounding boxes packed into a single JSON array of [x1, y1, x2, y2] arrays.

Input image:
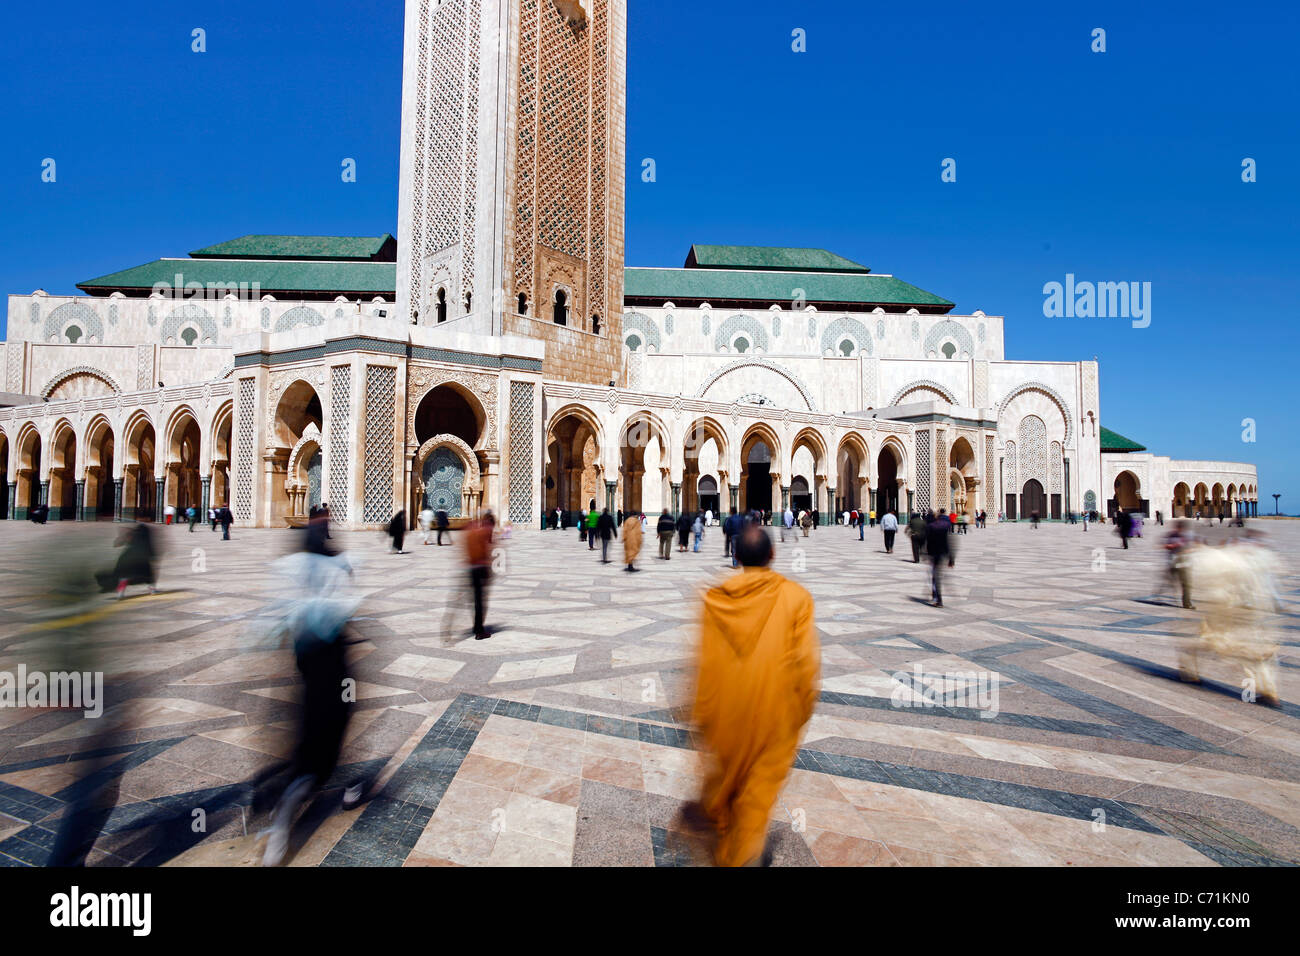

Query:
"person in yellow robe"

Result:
[[622, 514, 643, 573], [690, 524, 820, 866]]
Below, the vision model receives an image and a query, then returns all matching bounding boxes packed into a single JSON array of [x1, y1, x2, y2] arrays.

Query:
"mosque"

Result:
[[0, 0, 1258, 530]]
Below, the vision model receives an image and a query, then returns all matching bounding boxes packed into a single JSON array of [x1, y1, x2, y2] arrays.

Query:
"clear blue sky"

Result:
[[1, 0, 1296, 509]]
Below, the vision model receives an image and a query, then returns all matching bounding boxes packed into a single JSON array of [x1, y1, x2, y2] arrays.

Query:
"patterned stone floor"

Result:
[[0, 516, 1297, 867]]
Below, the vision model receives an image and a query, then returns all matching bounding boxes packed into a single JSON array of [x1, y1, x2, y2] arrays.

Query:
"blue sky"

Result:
[[1, 0, 1296, 508]]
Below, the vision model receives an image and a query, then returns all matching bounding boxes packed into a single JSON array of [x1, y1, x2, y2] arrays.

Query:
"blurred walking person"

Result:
[[420, 507, 436, 546], [263, 531, 362, 865], [1115, 507, 1132, 550], [465, 512, 497, 641], [96, 522, 159, 599], [586, 502, 600, 551], [686, 525, 819, 867], [436, 509, 451, 546], [596, 507, 617, 563], [657, 509, 675, 560], [880, 509, 898, 554], [907, 512, 926, 563], [387, 510, 407, 554], [676, 509, 692, 553], [926, 511, 951, 607], [623, 511, 644, 572]]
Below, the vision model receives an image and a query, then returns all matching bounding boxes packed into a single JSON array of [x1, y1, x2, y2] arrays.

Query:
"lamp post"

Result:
[[1273, 494, 1281, 516]]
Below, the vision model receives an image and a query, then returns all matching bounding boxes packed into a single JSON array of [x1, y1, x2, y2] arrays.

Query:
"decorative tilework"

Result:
[[507, 380, 536, 525], [820, 316, 873, 356], [44, 303, 103, 344], [362, 365, 397, 523], [935, 431, 947, 512], [984, 434, 996, 512], [329, 366, 352, 522], [160, 303, 217, 345], [234, 378, 257, 522], [275, 306, 326, 332], [915, 429, 931, 513], [714, 314, 768, 353], [1018, 415, 1047, 486]]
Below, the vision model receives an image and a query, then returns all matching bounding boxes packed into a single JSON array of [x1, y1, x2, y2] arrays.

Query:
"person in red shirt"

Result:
[[464, 512, 497, 640]]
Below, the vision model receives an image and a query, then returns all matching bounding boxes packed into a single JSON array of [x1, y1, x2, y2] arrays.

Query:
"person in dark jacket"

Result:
[[97, 523, 159, 599], [925, 512, 951, 607], [596, 507, 618, 563], [657, 509, 676, 560], [218, 505, 233, 540], [1115, 508, 1133, 549], [676, 511, 692, 552], [907, 513, 928, 563], [387, 511, 407, 554], [435, 509, 451, 546], [723, 507, 740, 559]]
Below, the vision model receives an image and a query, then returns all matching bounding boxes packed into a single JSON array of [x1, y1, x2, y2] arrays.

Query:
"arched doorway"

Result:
[[619, 414, 668, 516], [683, 418, 726, 516], [743, 441, 772, 513], [836, 437, 867, 515], [545, 407, 601, 524], [1193, 482, 1209, 517], [789, 476, 811, 514], [1173, 482, 1191, 518], [16, 429, 42, 519], [876, 445, 900, 516], [124, 417, 156, 521], [948, 437, 976, 519], [696, 475, 720, 516], [413, 437, 481, 523], [85, 420, 116, 520], [1112, 470, 1141, 516], [423, 447, 465, 514], [271, 382, 323, 526], [212, 404, 233, 510], [167, 412, 202, 516], [1021, 479, 1047, 520], [0, 433, 8, 519], [1211, 483, 1225, 518], [49, 424, 77, 521]]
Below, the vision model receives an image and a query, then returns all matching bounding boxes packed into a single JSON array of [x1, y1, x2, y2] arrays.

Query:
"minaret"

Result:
[[397, 0, 626, 386]]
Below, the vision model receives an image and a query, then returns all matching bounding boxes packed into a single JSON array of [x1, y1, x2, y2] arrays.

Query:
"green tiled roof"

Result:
[[1100, 427, 1147, 453], [189, 235, 396, 261], [624, 267, 953, 309], [78, 259, 398, 295], [686, 245, 869, 273]]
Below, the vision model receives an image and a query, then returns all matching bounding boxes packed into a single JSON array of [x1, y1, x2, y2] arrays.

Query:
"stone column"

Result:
[[781, 485, 790, 511], [670, 482, 681, 517], [728, 484, 739, 513], [155, 478, 165, 523], [6, 482, 14, 520], [201, 476, 211, 518], [827, 486, 836, 526], [114, 479, 123, 522], [39, 480, 49, 507], [75, 479, 86, 521], [605, 480, 617, 515]]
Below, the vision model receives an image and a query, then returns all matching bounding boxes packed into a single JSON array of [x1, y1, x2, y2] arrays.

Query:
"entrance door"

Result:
[[307, 450, 323, 511], [1022, 479, 1046, 520], [423, 447, 466, 517]]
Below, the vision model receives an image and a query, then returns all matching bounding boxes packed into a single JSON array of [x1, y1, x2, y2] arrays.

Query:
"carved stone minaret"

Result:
[[398, 0, 626, 386]]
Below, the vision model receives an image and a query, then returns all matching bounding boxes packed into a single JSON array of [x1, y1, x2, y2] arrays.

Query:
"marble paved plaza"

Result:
[[1, 516, 1298, 867]]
